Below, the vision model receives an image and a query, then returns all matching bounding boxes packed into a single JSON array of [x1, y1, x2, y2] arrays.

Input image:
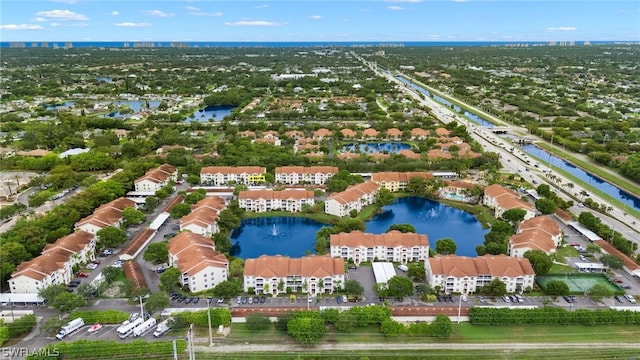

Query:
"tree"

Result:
[[479, 278, 507, 296], [429, 314, 452, 338], [406, 176, 427, 194], [435, 238, 457, 255], [143, 242, 169, 264], [77, 283, 98, 299], [386, 276, 414, 300], [535, 198, 557, 215], [524, 250, 553, 275], [38, 284, 67, 304], [536, 184, 551, 198], [407, 262, 426, 282], [144, 196, 159, 212], [578, 212, 601, 231], [588, 283, 614, 301], [386, 224, 416, 233], [159, 267, 181, 292], [375, 188, 394, 207], [501, 208, 527, 225], [170, 203, 191, 219], [186, 174, 201, 185], [52, 292, 86, 313], [334, 218, 365, 233], [344, 279, 364, 295], [229, 258, 244, 278], [102, 266, 122, 283], [287, 316, 326, 345], [122, 207, 145, 226], [184, 190, 206, 205], [545, 280, 570, 296], [246, 313, 271, 331], [212, 279, 242, 298], [96, 226, 128, 249], [145, 292, 170, 313], [600, 254, 623, 269], [212, 233, 232, 255]]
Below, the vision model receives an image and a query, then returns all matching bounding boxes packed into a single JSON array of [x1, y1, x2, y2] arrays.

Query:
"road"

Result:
[[354, 55, 640, 250]]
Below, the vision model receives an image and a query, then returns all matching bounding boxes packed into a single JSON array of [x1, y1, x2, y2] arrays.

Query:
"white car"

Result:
[[625, 294, 637, 304], [86, 263, 98, 270]]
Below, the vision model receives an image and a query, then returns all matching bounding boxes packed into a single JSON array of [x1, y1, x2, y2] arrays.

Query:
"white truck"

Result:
[[397, 264, 408, 272], [56, 318, 85, 340], [133, 317, 156, 337], [153, 318, 172, 337]]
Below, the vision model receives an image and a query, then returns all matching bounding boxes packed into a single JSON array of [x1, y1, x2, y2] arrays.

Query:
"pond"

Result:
[[341, 142, 411, 154], [230, 196, 487, 258], [184, 106, 235, 122]]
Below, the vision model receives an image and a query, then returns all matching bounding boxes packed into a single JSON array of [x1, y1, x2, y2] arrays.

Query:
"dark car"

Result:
[[192, 297, 200, 304], [336, 296, 342, 304], [241, 297, 248, 304], [184, 297, 192, 304], [259, 296, 266, 304], [615, 295, 625, 303]]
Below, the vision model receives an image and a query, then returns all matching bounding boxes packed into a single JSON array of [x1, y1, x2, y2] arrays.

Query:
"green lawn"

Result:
[[452, 323, 639, 343], [195, 348, 640, 360], [554, 245, 579, 263]]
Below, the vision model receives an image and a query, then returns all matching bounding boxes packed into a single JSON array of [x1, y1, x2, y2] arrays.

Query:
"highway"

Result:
[[353, 53, 640, 249]]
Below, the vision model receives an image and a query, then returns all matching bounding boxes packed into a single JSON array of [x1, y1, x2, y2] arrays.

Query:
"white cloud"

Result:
[[0, 24, 44, 30], [50, 22, 88, 27], [388, 6, 405, 10], [387, 0, 421, 2], [36, 9, 89, 21], [109, 11, 119, 16], [451, 0, 468, 2], [185, 6, 199, 11], [307, 15, 323, 20], [546, 26, 577, 32], [114, 22, 152, 27], [189, 11, 224, 16], [224, 20, 283, 26], [255, 5, 269, 9], [144, 10, 175, 18], [51, 0, 79, 4], [33, 17, 48, 22]]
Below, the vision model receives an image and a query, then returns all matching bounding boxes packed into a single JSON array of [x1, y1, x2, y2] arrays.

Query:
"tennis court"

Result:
[[537, 274, 623, 293]]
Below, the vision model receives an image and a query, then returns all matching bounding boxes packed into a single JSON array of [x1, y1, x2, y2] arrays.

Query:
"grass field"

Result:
[[200, 323, 640, 359]]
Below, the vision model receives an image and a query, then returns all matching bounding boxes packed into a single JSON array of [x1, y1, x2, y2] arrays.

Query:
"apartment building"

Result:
[[238, 189, 314, 213], [325, 181, 380, 217], [200, 166, 267, 186], [330, 230, 429, 265], [275, 166, 338, 185], [243, 254, 345, 296]]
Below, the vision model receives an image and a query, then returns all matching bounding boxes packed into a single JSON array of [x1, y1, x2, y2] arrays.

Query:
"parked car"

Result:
[[76, 272, 89, 278], [624, 294, 636, 304], [101, 249, 113, 256], [217, 297, 224, 304], [615, 295, 625, 303], [248, 297, 253, 304], [86, 263, 98, 270], [259, 296, 266, 304], [192, 297, 200, 304], [502, 295, 511, 303]]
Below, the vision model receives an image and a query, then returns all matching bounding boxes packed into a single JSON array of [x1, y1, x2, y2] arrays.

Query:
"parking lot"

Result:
[[57, 323, 165, 343]]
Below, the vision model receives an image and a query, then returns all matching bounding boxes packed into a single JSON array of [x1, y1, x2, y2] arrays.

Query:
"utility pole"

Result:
[[172, 339, 178, 360], [207, 298, 213, 346]]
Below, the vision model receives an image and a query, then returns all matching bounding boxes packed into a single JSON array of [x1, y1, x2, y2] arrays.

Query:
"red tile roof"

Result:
[[331, 230, 429, 248], [428, 254, 535, 277], [244, 254, 345, 278]]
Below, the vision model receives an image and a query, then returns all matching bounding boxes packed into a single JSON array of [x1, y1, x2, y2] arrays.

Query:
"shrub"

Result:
[[69, 310, 129, 324]]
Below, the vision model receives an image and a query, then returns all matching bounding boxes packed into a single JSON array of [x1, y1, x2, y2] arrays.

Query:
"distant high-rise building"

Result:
[[41, 42, 49, 48]]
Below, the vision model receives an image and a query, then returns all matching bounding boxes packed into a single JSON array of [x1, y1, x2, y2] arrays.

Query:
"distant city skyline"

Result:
[[1, 1, 639, 42]]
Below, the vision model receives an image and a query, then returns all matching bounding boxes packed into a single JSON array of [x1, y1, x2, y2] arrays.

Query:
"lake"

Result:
[[341, 142, 411, 154], [230, 196, 487, 258], [184, 106, 235, 122]]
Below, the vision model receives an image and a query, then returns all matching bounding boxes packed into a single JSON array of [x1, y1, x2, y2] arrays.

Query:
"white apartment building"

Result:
[[167, 232, 228, 293], [200, 166, 266, 186], [9, 231, 96, 293], [274, 166, 338, 185], [243, 255, 345, 296], [330, 231, 429, 265], [74, 197, 136, 234], [426, 255, 536, 294], [179, 196, 226, 236], [238, 189, 315, 213], [325, 181, 380, 217], [134, 164, 178, 193]]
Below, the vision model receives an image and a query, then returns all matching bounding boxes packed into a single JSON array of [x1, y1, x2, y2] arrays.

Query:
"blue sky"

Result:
[[1, 1, 639, 42]]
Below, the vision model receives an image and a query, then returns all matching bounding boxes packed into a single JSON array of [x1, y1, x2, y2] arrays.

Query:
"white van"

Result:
[[397, 264, 408, 272], [624, 294, 636, 304]]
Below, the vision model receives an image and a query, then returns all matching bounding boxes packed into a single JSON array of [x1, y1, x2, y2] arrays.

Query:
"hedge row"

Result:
[[176, 308, 231, 327], [26, 340, 187, 360], [0, 314, 37, 346], [68, 310, 129, 324], [469, 307, 640, 326]]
